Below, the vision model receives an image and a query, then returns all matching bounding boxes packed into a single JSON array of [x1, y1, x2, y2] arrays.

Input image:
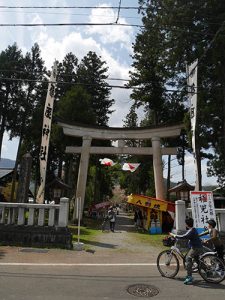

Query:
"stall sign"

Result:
[[127, 194, 167, 211], [190, 191, 216, 230]]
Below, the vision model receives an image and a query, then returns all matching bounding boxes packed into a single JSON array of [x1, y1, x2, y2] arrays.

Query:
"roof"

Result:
[[0, 169, 14, 179], [168, 180, 194, 193], [45, 177, 72, 190]]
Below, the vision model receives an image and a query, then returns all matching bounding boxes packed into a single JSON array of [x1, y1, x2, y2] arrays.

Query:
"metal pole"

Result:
[[77, 197, 81, 244]]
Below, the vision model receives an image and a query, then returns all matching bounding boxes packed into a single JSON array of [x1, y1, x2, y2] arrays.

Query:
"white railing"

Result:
[[0, 197, 69, 227]]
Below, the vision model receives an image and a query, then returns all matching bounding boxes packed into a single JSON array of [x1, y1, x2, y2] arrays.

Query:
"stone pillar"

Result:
[[219, 212, 225, 231], [58, 197, 69, 227], [16, 153, 32, 203], [152, 136, 164, 199], [73, 136, 92, 221], [175, 200, 186, 232]]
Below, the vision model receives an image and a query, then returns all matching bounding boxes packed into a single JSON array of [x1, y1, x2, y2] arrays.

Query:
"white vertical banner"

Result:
[[187, 60, 199, 188], [190, 191, 216, 231], [36, 62, 57, 203]]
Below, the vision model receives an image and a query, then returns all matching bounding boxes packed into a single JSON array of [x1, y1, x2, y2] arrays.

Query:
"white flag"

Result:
[[99, 158, 116, 166], [187, 59, 198, 153], [122, 163, 140, 172], [187, 60, 199, 189], [36, 62, 57, 203]]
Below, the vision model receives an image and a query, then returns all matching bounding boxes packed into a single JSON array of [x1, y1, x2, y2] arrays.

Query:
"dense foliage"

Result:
[[129, 0, 225, 188], [0, 44, 115, 205]]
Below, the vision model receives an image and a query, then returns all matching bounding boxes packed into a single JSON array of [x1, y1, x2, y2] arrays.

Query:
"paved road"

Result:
[[0, 212, 224, 299], [0, 264, 224, 300]]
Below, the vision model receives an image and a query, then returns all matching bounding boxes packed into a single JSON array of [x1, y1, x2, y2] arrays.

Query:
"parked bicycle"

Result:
[[157, 237, 225, 283]]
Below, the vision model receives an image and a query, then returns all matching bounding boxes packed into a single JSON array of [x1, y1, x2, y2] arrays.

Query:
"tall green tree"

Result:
[[0, 44, 24, 158], [9, 43, 46, 200], [134, 0, 225, 188], [55, 52, 78, 101], [76, 51, 114, 126]]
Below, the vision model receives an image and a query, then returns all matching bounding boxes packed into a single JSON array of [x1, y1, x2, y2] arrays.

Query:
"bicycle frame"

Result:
[[167, 242, 215, 266]]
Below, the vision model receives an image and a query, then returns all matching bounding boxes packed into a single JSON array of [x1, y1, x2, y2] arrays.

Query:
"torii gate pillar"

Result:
[[152, 136, 164, 199], [72, 136, 92, 221]]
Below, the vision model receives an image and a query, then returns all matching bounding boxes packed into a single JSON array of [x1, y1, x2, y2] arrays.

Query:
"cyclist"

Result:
[[199, 219, 224, 260], [169, 217, 203, 285]]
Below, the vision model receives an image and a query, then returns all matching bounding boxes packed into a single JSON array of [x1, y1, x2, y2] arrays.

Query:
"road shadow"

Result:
[[0, 248, 6, 259], [172, 276, 225, 289], [79, 238, 118, 249]]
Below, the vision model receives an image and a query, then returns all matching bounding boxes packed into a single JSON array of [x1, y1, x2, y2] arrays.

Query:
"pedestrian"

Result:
[[101, 215, 108, 232], [134, 210, 138, 228], [108, 206, 116, 232], [199, 219, 224, 260], [169, 217, 203, 285], [137, 209, 143, 229]]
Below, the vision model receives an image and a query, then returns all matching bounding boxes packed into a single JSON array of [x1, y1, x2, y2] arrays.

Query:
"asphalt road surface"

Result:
[[0, 213, 224, 299], [0, 264, 224, 300]]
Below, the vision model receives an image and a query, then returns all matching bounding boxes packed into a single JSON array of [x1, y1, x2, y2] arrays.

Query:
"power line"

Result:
[[0, 22, 143, 27], [0, 76, 214, 94], [0, 6, 144, 10], [0, 68, 130, 82], [0, 76, 133, 89], [115, 0, 122, 24], [0, 9, 140, 20]]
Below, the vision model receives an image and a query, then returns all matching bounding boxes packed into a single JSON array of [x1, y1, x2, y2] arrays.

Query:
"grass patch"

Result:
[[128, 232, 167, 249], [69, 217, 103, 250]]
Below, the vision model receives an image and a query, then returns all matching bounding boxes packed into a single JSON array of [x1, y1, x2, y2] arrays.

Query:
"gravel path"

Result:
[[0, 212, 162, 264], [88, 212, 162, 258]]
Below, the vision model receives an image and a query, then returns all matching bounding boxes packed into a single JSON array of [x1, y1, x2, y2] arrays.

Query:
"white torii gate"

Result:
[[58, 122, 183, 218]]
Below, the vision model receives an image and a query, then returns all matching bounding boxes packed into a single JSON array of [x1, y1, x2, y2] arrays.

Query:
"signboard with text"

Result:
[[127, 194, 175, 212], [190, 191, 216, 230]]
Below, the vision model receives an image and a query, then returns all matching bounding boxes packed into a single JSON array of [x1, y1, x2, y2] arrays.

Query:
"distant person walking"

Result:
[[108, 206, 117, 232], [137, 209, 143, 229]]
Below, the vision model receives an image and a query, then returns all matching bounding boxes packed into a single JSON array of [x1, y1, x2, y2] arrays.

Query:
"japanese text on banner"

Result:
[[190, 191, 216, 229]]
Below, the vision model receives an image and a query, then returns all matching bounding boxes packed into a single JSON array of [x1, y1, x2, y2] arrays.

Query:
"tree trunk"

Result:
[[182, 134, 185, 182], [166, 155, 171, 200], [0, 114, 6, 159], [195, 143, 202, 191], [58, 157, 63, 178], [10, 135, 22, 202], [10, 89, 31, 202]]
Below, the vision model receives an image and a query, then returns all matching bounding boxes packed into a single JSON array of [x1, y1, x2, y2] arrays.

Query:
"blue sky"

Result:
[[0, 0, 218, 186]]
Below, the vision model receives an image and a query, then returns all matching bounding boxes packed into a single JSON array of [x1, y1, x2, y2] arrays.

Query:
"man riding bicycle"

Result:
[[169, 217, 203, 285]]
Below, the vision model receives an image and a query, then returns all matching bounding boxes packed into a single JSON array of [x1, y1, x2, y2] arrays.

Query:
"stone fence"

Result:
[[0, 197, 69, 227], [0, 197, 72, 249]]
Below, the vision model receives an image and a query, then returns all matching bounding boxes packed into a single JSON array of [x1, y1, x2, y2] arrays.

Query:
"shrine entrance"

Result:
[[58, 121, 183, 219]]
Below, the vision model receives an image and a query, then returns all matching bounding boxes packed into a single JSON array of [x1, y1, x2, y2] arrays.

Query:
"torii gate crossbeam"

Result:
[[58, 121, 183, 219]]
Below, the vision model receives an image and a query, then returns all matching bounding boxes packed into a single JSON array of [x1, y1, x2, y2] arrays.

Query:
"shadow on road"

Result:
[[0, 248, 6, 259], [79, 239, 118, 249], [172, 276, 225, 289]]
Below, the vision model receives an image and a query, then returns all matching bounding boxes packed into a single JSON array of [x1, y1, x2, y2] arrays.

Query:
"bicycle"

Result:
[[157, 237, 225, 283]]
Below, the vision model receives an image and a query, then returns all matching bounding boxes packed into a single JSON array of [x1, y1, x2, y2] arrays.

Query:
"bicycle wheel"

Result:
[[198, 254, 225, 283], [157, 250, 179, 278]]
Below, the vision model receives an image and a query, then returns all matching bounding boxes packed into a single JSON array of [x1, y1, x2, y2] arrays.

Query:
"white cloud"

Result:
[[30, 25, 134, 127], [86, 4, 134, 51]]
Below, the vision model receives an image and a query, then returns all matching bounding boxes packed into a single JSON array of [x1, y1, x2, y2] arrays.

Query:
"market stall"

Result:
[[127, 194, 175, 234]]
